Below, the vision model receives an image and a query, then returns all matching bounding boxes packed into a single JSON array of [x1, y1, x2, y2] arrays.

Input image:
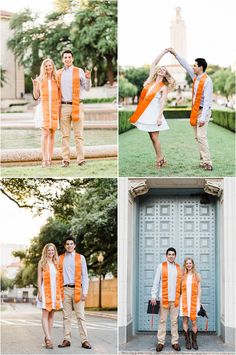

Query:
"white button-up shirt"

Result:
[[63, 251, 89, 295], [60, 65, 91, 101], [176, 54, 213, 122], [151, 260, 178, 301]]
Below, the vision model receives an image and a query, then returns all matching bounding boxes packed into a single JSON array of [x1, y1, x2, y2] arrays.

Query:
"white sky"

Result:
[[1, 0, 54, 15], [0, 193, 50, 245], [118, 0, 236, 68]]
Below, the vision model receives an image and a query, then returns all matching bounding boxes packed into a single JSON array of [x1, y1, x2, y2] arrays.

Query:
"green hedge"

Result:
[[119, 108, 191, 133], [83, 97, 116, 103], [211, 109, 235, 132]]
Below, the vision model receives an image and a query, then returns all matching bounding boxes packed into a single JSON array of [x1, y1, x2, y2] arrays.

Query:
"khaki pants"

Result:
[[157, 301, 179, 345], [62, 286, 88, 343], [193, 109, 212, 165], [60, 104, 85, 164]]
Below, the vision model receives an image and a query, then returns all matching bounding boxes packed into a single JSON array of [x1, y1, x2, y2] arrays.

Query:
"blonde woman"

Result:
[[37, 243, 62, 349], [32, 58, 60, 167], [129, 49, 175, 169], [179, 257, 201, 350]]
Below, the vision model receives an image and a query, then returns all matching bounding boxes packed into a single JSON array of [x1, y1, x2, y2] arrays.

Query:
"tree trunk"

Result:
[[106, 57, 114, 86]]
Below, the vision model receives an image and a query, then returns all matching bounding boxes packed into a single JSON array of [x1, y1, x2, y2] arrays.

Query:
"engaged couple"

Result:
[[37, 238, 92, 350], [130, 48, 213, 171], [32, 49, 91, 168], [151, 247, 203, 352]]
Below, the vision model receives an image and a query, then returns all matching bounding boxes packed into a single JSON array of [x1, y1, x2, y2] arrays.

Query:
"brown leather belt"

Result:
[[61, 100, 84, 104], [63, 284, 75, 288]]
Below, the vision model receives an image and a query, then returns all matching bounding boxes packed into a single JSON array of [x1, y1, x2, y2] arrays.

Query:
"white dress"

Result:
[[37, 263, 63, 310], [133, 86, 169, 132], [179, 274, 200, 317], [34, 80, 59, 129]]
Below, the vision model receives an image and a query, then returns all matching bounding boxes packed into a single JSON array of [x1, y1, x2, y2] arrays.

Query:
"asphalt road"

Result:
[[1, 303, 117, 355]]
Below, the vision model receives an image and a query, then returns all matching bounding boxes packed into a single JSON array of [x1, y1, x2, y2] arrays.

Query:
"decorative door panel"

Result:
[[137, 194, 216, 332]]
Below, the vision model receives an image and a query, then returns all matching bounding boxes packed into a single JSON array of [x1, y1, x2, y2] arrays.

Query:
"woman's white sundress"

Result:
[[179, 274, 201, 318], [133, 84, 169, 132], [37, 262, 63, 310]]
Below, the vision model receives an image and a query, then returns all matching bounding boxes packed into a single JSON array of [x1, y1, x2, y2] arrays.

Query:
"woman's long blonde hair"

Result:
[[144, 65, 176, 90], [38, 58, 58, 82], [40, 243, 59, 270], [183, 257, 200, 282]]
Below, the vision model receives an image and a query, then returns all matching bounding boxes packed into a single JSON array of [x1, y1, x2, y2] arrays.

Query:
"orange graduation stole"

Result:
[[162, 261, 182, 309], [43, 263, 61, 312], [130, 81, 165, 123], [41, 78, 59, 130], [59, 253, 82, 303], [190, 73, 208, 126], [57, 66, 80, 122], [182, 273, 198, 320]]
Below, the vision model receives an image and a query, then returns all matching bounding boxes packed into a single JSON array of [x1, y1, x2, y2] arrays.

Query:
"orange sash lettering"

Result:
[[190, 73, 208, 126], [59, 253, 82, 303], [43, 263, 61, 312], [57, 67, 80, 122], [162, 261, 182, 309], [182, 273, 198, 320], [41, 78, 59, 130]]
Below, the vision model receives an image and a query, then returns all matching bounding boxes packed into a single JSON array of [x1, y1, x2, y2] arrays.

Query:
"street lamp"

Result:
[[97, 252, 104, 310]]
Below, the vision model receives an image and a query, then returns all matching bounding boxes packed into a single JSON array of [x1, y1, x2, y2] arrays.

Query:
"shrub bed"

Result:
[[211, 109, 235, 132], [83, 97, 116, 103]]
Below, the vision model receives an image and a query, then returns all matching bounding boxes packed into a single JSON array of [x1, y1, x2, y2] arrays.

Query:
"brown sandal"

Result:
[[203, 163, 213, 171], [156, 157, 166, 169], [45, 338, 53, 349]]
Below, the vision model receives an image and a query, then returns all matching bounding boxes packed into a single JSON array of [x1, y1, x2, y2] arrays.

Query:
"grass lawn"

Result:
[[1, 159, 117, 178], [119, 119, 235, 177], [1, 128, 117, 149]]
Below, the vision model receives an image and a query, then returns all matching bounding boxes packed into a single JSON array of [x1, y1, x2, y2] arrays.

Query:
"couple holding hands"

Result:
[[130, 48, 213, 171], [151, 247, 204, 352], [32, 50, 91, 168], [37, 237, 91, 350]]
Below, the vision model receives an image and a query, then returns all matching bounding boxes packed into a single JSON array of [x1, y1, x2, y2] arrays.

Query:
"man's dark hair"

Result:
[[195, 58, 207, 72], [64, 236, 76, 245], [61, 49, 73, 58], [166, 247, 176, 256]]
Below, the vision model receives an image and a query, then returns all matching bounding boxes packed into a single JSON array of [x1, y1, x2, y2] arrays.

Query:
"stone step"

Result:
[[1, 145, 117, 166]]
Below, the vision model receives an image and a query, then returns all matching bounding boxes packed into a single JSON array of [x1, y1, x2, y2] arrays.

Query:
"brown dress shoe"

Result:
[[78, 161, 86, 166], [82, 341, 92, 349], [58, 340, 71, 348], [156, 343, 164, 352], [172, 343, 181, 351]]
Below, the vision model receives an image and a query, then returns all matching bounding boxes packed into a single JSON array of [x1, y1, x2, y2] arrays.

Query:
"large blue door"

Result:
[[137, 193, 216, 331]]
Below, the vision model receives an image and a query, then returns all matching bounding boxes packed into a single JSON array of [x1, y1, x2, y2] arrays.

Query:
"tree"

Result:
[[71, 0, 117, 85], [1, 178, 117, 287], [0, 273, 14, 291], [124, 66, 150, 98], [0, 66, 7, 88], [212, 68, 235, 99], [119, 77, 137, 102]]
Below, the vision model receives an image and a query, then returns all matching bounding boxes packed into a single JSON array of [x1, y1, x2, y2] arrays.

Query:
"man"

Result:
[[58, 237, 92, 350], [167, 48, 213, 171], [57, 50, 91, 167], [151, 247, 182, 352]]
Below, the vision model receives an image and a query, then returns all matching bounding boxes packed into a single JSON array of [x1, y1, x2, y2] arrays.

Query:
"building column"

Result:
[[220, 178, 236, 346]]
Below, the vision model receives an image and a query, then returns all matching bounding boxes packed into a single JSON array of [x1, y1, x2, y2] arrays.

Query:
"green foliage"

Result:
[[0, 66, 7, 87], [71, 0, 117, 85], [1, 179, 117, 287], [82, 97, 116, 103], [212, 109, 235, 132], [0, 274, 14, 291], [119, 110, 134, 133], [124, 67, 149, 98], [7, 1, 117, 86], [119, 78, 137, 101], [212, 68, 235, 98]]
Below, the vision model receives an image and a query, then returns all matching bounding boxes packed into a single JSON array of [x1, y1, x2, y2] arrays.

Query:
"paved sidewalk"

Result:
[[119, 334, 235, 354]]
